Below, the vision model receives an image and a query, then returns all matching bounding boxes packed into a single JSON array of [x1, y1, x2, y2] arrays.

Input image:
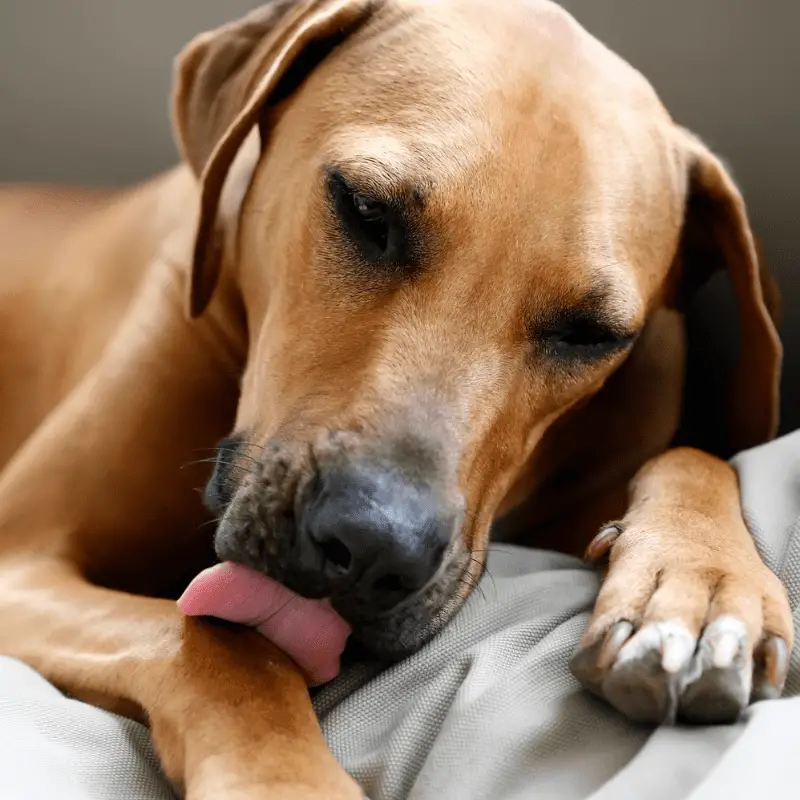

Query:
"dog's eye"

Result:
[[353, 193, 386, 222], [540, 318, 636, 361], [350, 192, 390, 251], [327, 169, 409, 267]]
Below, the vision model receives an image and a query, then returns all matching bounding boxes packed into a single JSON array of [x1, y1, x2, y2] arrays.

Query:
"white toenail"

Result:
[[617, 625, 659, 663], [705, 616, 747, 668], [617, 620, 696, 673], [712, 632, 740, 668], [661, 623, 697, 673]]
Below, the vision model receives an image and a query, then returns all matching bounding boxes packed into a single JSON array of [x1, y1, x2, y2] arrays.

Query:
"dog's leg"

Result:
[[570, 447, 794, 725], [0, 269, 361, 799], [0, 559, 359, 799], [0, 559, 360, 799]]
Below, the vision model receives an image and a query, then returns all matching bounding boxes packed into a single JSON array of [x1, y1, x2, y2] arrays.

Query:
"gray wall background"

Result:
[[1, 1, 797, 432]]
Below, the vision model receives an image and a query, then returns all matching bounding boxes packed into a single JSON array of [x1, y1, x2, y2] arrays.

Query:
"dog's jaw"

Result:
[[344, 549, 472, 659]]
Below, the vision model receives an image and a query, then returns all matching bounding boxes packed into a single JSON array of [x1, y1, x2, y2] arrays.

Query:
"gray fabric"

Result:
[[1, 431, 799, 799], [0, 658, 172, 800]]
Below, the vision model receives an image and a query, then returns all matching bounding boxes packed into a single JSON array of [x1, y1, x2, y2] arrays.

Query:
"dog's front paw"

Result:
[[570, 520, 793, 725]]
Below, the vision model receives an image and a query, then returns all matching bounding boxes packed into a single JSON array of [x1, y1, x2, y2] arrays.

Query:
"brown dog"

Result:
[[0, 0, 793, 796]]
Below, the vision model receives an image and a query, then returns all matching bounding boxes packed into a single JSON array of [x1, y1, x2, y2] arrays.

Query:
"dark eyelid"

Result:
[[325, 167, 397, 209], [528, 306, 640, 365], [558, 314, 637, 343], [531, 307, 637, 341]]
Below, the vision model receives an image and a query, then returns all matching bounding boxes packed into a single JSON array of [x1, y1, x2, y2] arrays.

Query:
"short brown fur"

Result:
[[0, 0, 792, 795]]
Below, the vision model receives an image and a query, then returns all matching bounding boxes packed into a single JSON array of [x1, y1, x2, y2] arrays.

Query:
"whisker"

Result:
[[181, 451, 262, 470], [468, 546, 519, 557], [468, 555, 497, 598], [232, 452, 263, 464], [481, 564, 498, 600], [191, 446, 234, 454], [198, 516, 224, 530], [459, 575, 486, 603], [231, 464, 262, 480], [181, 457, 222, 469], [240, 440, 269, 456]]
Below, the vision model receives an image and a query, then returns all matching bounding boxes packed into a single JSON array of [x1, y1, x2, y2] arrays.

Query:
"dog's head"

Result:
[[172, 0, 780, 657]]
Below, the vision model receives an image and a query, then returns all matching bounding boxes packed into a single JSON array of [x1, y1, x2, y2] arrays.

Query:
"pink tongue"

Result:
[[177, 562, 351, 686]]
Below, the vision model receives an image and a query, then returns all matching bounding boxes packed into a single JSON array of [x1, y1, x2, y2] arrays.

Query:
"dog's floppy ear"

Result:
[[674, 127, 782, 455], [172, 0, 376, 318]]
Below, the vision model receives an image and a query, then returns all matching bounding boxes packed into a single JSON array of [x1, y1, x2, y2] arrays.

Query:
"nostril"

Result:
[[321, 537, 352, 573], [373, 573, 406, 595]]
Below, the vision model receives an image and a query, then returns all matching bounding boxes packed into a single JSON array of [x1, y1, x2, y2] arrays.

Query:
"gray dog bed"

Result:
[[2, 432, 800, 799]]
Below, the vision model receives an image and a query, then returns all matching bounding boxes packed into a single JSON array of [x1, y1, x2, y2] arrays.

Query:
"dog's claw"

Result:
[[752, 636, 790, 701], [711, 630, 741, 669], [598, 621, 634, 670], [569, 621, 634, 698], [676, 617, 751, 724], [585, 523, 623, 565]]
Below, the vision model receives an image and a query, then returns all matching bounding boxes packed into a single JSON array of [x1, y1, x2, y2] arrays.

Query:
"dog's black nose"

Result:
[[298, 463, 456, 610]]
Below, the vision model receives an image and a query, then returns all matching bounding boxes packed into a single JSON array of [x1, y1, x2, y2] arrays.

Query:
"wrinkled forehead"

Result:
[[288, 0, 684, 303]]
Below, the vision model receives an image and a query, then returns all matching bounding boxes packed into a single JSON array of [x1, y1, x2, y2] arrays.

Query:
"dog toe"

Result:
[[603, 620, 696, 723], [677, 616, 751, 723]]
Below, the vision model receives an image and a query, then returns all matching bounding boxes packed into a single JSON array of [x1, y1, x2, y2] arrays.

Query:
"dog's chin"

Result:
[[347, 589, 468, 661], [335, 551, 471, 660]]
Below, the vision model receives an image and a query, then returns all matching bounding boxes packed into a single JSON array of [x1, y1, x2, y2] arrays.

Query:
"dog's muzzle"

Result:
[[205, 433, 468, 654]]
